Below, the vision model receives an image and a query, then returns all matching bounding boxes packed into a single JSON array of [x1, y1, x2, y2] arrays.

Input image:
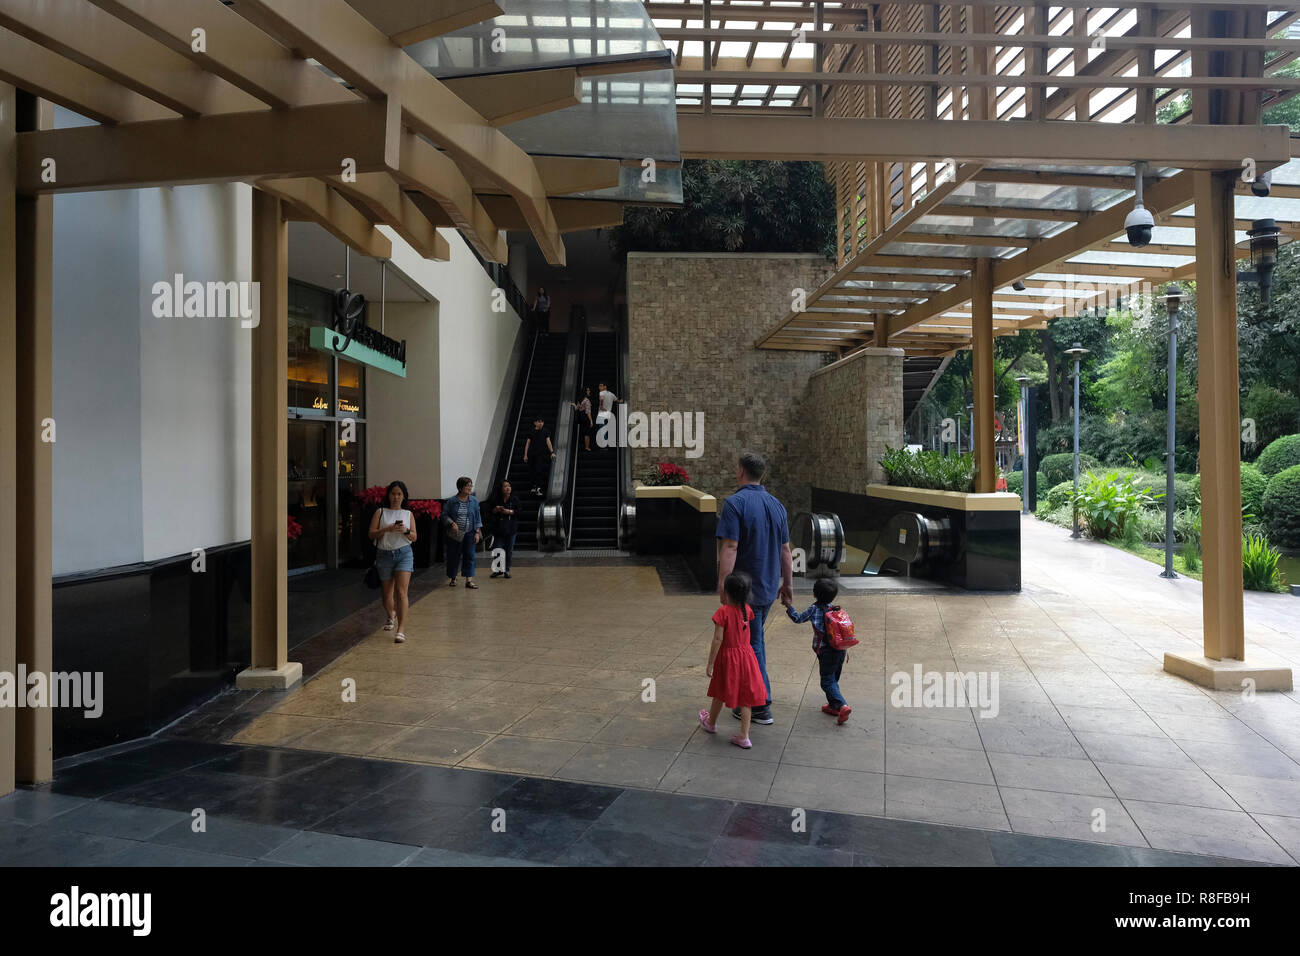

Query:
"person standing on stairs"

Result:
[[523, 417, 555, 496], [572, 386, 594, 452]]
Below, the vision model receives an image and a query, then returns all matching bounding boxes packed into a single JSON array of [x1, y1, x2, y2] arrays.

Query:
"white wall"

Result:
[[381, 226, 524, 498], [366, 300, 440, 497], [51, 106, 252, 574]]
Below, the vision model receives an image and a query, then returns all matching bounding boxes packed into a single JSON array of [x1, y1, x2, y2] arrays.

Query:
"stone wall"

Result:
[[626, 253, 902, 520], [797, 348, 905, 494]]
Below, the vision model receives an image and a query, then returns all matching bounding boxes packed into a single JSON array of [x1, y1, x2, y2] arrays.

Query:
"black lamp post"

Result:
[[1158, 284, 1182, 578], [1064, 342, 1090, 538], [1016, 374, 1031, 515], [1237, 219, 1293, 306]]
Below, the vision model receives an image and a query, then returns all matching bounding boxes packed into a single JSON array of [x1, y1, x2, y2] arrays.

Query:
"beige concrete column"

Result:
[[237, 190, 300, 690], [14, 92, 52, 782], [1164, 169, 1290, 691], [971, 258, 996, 493], [0, 83, 17, 797]]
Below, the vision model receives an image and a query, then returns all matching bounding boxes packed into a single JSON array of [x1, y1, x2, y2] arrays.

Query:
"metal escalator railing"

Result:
[[616, 318, 636, 550], [492, 328, 539, 494], [536, 306, 587, 550], [564, 328, 589, 547]]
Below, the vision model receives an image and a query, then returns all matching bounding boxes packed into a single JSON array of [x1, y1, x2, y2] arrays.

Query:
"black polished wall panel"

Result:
[[51, 543, 251, 758], [634, 497, 718, 591]]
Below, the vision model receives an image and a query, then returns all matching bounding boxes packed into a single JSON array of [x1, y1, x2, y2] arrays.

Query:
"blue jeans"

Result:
[[447, 533, 476, 579], [818, 648, 847, 710], [750, 603, 772, 709]]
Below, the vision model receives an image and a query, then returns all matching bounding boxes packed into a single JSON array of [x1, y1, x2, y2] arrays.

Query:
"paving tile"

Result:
[[56, 800, 192, 841], [975, 717, 1087, 759], [373, 726, 493, 765], [886, 743, 995, 785], [402, 847, 549, 867], [0, 789, 91, 824], [0, 826, 137, 866], [308, 792, 478, 846], [1121, 799, 1294, 864], [704, 835, 854, 867], [884, 775, 1010, 831], [776, 733, 885, 773], [998, 788, 1147, 847], [1251, 814, 1300, 864], [1057, 704, 1165, 737], [374, 763, 518, 806], [766, 764, 885, 816], [292, 719, 408, 756], [149, 816, 299, 858], [265, 830, 419, 866], [659, 752, 779, 802], [460, 736, 584, 776], [201, 747, 332, 780], [1073, 732, 1196, 770], [554, 743, 678, 789], [988, 753, 1114, 797], [1208, 773, 1300, 817], [1096, 763, 1237, 810], [592, 714, 697, 752], [417, 807, 594, 864], [986, 832, 1141, 866], [504, 707, 613, 743]]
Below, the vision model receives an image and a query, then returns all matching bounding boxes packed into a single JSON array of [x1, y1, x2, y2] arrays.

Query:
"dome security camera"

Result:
[[1125, 204, 1154, 248], [1251, 170, 1272, 198]]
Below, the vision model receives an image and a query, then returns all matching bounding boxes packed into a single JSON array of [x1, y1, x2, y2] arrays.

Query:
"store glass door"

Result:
[[288, 421, 328, 571]]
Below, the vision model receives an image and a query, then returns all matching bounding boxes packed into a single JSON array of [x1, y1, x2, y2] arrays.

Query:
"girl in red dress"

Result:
[[699, 572, 769, 749]]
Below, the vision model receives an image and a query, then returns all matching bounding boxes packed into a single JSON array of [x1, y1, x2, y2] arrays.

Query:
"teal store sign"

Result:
[[309, 325, 407, 378]]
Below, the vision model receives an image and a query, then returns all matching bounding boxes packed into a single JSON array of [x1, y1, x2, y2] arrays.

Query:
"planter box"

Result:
[[634, 484, 718, 591], [813, 484, 1021, 591]]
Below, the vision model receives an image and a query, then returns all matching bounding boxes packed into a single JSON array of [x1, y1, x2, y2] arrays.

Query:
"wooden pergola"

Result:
[[648, 1, 1296, 692], [0, 0, 678, 793]]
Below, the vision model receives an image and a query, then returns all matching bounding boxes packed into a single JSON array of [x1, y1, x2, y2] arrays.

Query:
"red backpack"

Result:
[[825, 605, 859, 650]]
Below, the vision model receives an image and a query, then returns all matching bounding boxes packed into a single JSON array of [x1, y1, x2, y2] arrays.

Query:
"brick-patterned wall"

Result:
[[627, 254, 835, 517], [797, 348, 905, 494]]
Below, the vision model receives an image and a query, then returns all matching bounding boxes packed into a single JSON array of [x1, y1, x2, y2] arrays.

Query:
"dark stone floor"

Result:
[[0, 738, 1263, 867]]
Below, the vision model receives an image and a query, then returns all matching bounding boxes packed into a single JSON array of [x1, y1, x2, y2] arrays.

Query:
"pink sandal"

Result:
[[698, 710, 716, 734], [730, 734, 752, 750]]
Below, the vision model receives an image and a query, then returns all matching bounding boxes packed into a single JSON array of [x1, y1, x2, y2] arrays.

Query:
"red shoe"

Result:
[[837, 706, 852, 725], [821, 705, 839, 717]]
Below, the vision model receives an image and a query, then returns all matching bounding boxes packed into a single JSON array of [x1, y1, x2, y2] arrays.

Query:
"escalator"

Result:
[[567, 331, 621, 549], [498, 331, 567, 550]]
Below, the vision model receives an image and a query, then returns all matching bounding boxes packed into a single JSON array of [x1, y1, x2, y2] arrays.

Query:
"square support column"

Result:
[[1164, 168, 1291, 692], [1, 83, 17, 797], [237, 190, 300, 691], [14, 92, 52, 783], [971, 257, 996, 493]]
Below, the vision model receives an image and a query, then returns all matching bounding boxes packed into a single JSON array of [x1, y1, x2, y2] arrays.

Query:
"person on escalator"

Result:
[[571, 386, 594, 452], [595, 382, 619, 448], [523, 417, 554, 496]]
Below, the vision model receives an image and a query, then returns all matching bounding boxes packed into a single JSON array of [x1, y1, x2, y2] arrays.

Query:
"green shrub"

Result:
[[1240, 463, 1267, 517], [1261, 464, 1300, 549], [1242, 533, 1287, 592], [879, 447, 975, 493], [1242, 384, 1300, 455], [1044, 480, 1076, 511], [1188, 473, 1201, 502], [1071, 471, 1158, 540], [1005, 471, 1048, 497], [1135, 508, 1166, 543], [1041, 452, 1101, 486], [1255, 434, 1300, 477]]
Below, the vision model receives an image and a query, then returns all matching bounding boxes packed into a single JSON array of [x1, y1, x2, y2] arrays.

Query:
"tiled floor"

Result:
[[0, 740, 1261, 866], [211, 517, 1300, 865]]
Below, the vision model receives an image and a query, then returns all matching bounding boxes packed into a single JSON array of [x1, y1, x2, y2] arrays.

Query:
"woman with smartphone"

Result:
[[369, 480, 416, 643]]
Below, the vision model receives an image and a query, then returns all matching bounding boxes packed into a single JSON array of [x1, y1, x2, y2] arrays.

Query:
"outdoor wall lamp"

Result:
[[1237, 218, 1292, 305]]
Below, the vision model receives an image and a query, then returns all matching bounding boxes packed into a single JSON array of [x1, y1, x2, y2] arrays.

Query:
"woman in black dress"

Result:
[[486, 478, 521, 578]]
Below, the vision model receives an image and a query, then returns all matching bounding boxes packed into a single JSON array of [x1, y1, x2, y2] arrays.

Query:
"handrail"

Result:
[[538, 305, 586, 549], [616, 314, 636, 550], [493, 327, 540, 493], [565, 328, 589, 545]]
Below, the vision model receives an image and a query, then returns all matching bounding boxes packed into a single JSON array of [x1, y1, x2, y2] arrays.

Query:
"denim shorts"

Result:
[[375, 545, 414, 580]]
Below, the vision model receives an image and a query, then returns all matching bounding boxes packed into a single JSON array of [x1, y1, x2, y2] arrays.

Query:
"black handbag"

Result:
[[363, 563, 380, 589]]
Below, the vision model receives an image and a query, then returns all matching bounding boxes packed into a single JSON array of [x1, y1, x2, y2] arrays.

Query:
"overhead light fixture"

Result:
[[1012, 280, 1026, 291], [1237, 218, 1292, 305]]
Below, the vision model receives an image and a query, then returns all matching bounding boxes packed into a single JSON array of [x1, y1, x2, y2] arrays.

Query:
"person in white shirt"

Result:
[[368, 480, 417, 643], [596, 382, 619, 425]]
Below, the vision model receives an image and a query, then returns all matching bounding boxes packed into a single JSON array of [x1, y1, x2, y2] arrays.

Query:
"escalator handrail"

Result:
[[615, 318, 636, 550], [565, 329, 589, 545], [539, 306, 586, 549], [493, 327, 540, 492]]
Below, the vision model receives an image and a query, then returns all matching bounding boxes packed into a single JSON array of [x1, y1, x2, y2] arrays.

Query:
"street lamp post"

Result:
[[1160, 284, 1182, 579], [1016, 374, 1031, 515], [1064, 342, 1090, 538], [966, 403, 974, 456]]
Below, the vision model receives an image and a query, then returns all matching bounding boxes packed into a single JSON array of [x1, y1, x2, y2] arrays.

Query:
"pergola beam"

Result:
[[232, 0, 566, 265], [258, 178, 393, 260], [344, 0, 505, 46], [328, 172, 450, 260], [443, 68, 583, 127], [677, 114, 1290, 169], [15, 99, 399, 194]]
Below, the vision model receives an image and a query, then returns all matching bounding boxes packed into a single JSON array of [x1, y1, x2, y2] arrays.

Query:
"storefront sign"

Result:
[[311, 397, 361, 413], [309, 325, 406, 378]]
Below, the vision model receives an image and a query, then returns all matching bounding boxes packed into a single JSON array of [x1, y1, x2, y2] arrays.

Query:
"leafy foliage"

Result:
[[611, 160, 835, 257], [1240, 463, 1267, 517], [1242, 385, 1300, 457], [1041, 452, 1100, 486], [1004, 471, 1046, 498], [1044, 481, 1077, 512], [1070, 471, 1159, 540], [879, 447, 975, 492], [1256, 434, 1300, 477], [1261, 464, 1300, 549], [1242, 533, 1288, 593], [641, 461, 691, 487]]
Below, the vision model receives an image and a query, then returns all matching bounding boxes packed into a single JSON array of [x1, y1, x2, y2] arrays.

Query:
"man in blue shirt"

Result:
[[716, 452, 793, 725]]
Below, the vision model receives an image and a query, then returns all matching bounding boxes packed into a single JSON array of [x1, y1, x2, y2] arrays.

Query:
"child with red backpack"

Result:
[[786, 578, 858, 725]]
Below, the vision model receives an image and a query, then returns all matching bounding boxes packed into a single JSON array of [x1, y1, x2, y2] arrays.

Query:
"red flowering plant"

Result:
[[641, 461, 691, 486], [408, 499, 442, 520], [359, 485, 388, 508], [287, 516, 304, 542]]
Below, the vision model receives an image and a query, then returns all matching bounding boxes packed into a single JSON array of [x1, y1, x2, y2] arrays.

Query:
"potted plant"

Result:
[[407, 498, 442, 567], [642, 461, 691, 487]]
